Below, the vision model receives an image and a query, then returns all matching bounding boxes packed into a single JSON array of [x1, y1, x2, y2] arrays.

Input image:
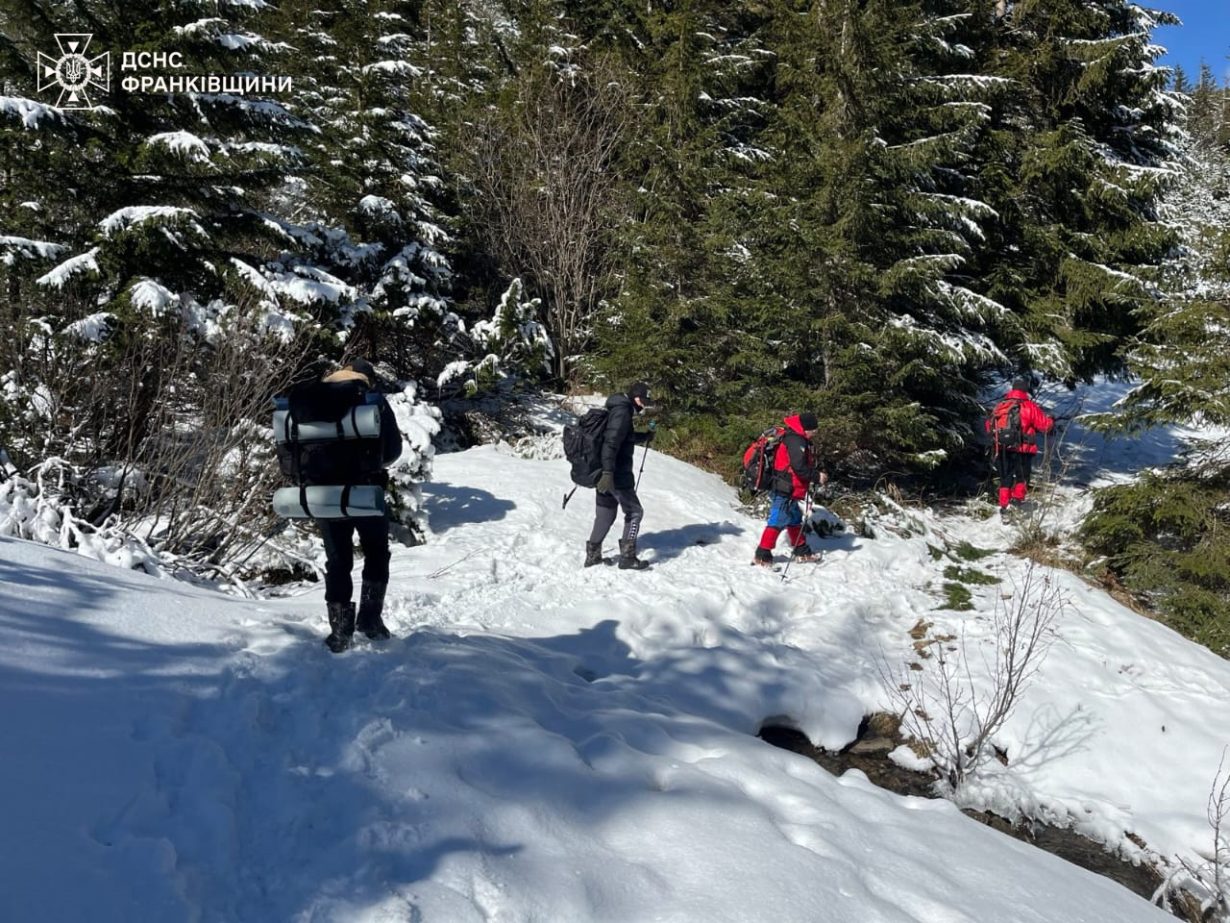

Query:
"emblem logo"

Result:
[[37, 34, 110, 109]]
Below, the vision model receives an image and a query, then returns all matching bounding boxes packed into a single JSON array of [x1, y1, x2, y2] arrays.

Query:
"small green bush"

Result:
[[1081, 468, 1230, 657], [940, 582, 974, 611], [943, 565, 1001, 586], [953, 541, 995, 561]]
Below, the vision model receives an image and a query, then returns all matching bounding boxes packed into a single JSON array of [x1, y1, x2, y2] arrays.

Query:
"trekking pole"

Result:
[[634, 420, 656, 493], [781, 488, 815, 582], [635, 442, 649, 492], [562, 485, 578, 510]]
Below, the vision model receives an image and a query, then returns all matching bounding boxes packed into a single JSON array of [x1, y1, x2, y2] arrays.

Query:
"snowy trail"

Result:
[[4, 441, 1222, 921]]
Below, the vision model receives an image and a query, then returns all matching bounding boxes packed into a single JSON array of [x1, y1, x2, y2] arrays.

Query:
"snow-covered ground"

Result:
[[1032, 377, 1219, 490], [4, 432, 1227, 921]]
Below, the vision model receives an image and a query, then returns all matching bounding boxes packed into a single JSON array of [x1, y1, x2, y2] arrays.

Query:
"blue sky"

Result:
[[1154, 0, 1230, 82]]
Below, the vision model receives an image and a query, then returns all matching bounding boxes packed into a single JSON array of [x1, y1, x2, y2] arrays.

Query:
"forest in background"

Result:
[[0, 1, 1227, 645]]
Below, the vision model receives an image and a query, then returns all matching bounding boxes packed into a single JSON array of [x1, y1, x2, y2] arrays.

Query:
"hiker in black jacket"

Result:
[[315, 358, 402, 652], [587, 382, 655, 570]]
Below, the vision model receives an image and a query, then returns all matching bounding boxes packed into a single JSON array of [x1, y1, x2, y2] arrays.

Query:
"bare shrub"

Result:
[[461, 59, 631, 383], [0, 298, 313, 584], [1157, 750, 1230, 921], [883, 559, 1066, 792], [134, 312, 315, 573]]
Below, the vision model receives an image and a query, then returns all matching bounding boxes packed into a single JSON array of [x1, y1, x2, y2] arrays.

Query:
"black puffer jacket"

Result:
[[600, 393, 651, 490]]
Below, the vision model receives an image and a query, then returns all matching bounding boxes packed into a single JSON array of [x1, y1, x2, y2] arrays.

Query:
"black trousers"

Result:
[[995, 450, 1033, 491], [589, 487, 644, 544], [319, 517, 391, 603]]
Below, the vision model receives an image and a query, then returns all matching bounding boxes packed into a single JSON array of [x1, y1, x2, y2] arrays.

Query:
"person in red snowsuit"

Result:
[[753, 412, 828, 566], [986, 376, 1054, 514]]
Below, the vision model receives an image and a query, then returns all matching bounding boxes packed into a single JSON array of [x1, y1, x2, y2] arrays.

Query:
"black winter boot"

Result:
[[356, 581, 391, 640], [324, 601, 356, 653], [617, 539, 649, 570], [584, 542, 604, 567], [752, 547, 774, 567], [791, 544, 820, 563]]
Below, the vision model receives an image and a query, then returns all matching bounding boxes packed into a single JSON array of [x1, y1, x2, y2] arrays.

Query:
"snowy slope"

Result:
[[2, 440, 1218, 922]]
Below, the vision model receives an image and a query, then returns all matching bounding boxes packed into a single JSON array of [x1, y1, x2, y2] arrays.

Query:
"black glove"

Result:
[[595, 470, 615, 494]]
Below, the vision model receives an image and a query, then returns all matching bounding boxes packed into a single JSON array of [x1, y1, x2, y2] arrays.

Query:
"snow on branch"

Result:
[[99, 206, 201, 238], [36, 248, 101, 288], [0, 236, 65, 266], [0, 96, 67, 130], [145, 131, 212, 164]]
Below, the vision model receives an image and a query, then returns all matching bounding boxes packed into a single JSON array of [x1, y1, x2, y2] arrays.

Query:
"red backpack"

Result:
[[988, 398, 1024, 452], [741, 426, 786, 493]]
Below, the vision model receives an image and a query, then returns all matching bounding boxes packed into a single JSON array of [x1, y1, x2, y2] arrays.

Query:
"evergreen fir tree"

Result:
[[270, 0, 456, 383], [1188, 61, 1224, 151], [1171, 63, 1189, 95], [1081, 86, 1230, 657], [0, 0, 340, 566], [747, 0, 1004, 469], [982, 0, 1182, 381], [1116, 132, 1230, 427], [591, 1, 783, 418]]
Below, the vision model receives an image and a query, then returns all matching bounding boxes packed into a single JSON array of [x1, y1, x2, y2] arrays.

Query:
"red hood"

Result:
[[783, 415, 806, 435], [1005, 389, 1031, 401]]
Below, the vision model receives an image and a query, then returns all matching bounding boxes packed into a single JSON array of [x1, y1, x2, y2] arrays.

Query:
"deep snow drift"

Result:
[[2, 432, 1222, 922]]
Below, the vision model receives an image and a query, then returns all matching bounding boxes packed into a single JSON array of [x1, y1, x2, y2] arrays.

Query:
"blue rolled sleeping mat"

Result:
[[272, 484, 386, 519], [271, 393, 389, 519], [272, 404, 383, 443]]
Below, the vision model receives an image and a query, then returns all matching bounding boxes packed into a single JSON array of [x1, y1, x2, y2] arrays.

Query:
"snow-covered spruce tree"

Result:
[[979, 0, 1182, 381], [267, 0, 458, 386], [381, 375, 441, 546], [413, 0, 515, 121], [589, 1, 786, 434], [1079, 133, 1230, 655], [1187, 62, 1228, 154], [748, 0, 1005, 473], [401, 0, 528, 330], [0, 0, 320, 570], [436, 277, 553, 397]]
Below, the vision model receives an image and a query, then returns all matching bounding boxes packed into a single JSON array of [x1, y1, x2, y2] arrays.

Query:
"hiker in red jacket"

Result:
[[753, 412, 829, 567], [986, 376, 1054, 516]]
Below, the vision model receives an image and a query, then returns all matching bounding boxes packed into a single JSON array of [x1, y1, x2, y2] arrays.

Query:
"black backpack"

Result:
[[275, 379, 384, 486], [562, 408, 609, 487], [988, 398, 1024, 452]]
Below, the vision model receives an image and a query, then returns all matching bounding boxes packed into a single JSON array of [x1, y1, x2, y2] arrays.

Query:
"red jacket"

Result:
[[985, 389, 1054, 455], [772, 415, 818, 499]]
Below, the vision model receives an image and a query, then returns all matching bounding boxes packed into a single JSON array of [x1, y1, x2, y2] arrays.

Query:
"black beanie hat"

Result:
[[628, 381, 652, 404], [798, 411, 819, 431], [1010, 375, 1030, 393]]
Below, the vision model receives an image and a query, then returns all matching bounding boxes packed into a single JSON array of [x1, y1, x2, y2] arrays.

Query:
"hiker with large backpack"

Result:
[[985, 375, 1054, 518], [584, 382, 656, 570], [750, 412, 828, 568], [273, 358, 403, 652]]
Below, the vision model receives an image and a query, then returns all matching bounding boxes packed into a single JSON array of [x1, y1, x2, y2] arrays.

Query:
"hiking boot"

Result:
[[617, 539, 649, 570], [791, 545, 820, 563], [324, 601, 356, 653], [999, 505, 1012, 520], [752, 547, 774, 568], [356, 581, 391, 640], [584, 541, 604, 568]]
